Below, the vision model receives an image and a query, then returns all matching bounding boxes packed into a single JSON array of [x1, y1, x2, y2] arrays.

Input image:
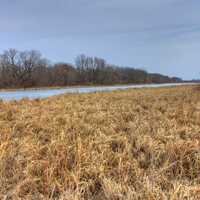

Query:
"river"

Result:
[[0, 83, 195, 101]]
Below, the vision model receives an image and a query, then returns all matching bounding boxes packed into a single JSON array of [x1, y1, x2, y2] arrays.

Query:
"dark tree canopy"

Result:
[[0, 49, 182, 89]]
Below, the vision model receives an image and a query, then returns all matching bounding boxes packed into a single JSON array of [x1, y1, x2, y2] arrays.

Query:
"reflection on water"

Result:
[[0, 83, 194, 101]]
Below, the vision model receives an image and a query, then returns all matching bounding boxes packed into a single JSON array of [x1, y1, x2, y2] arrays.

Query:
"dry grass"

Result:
[[0, 86, 200, 199]]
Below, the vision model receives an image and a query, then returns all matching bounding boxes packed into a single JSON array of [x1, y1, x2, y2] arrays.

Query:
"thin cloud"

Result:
[[0, 0, 199, 79]]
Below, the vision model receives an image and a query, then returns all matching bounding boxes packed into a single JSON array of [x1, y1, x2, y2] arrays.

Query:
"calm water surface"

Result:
[[0, 83, 195, 101]]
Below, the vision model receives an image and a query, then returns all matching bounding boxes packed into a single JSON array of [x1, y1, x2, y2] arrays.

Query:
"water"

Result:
[[0, 83, 195, 101]]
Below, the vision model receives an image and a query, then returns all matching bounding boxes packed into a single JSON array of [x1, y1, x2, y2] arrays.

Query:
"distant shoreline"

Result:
[[0, 82, 196, 92]]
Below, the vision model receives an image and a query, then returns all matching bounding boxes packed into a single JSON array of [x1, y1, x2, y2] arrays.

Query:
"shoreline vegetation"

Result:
[[0, 82, 194, 92], [0, 85, 200, 199], [0, 49, 182, 89]]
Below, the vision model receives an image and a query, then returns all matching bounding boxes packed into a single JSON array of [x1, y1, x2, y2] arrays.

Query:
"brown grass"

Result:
[[0, 86, 200, 199]]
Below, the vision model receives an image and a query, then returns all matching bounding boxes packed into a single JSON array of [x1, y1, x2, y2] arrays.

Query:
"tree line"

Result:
[[0, 49, 182, 88]]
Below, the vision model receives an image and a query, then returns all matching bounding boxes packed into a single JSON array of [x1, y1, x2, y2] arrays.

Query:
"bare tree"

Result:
[[0, 49, 20, 87], [51, 63, 77, 86], [18, 50, 44, 87]]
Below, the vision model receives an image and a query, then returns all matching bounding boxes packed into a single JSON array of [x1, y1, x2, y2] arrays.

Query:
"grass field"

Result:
[[0, 86, 200, 199]]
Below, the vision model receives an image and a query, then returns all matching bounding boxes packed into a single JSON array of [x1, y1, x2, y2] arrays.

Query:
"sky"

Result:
[[0, 0, 199, 80]]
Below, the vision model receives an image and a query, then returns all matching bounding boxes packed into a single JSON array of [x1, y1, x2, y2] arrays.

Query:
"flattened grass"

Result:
[[0, 86, 200, 199]]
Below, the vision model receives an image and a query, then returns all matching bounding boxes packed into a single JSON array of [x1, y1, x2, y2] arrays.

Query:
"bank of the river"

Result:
[[0, 81, 195, 92]]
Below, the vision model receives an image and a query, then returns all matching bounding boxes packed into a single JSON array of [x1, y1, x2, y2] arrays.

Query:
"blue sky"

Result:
[[0, 0, 200, 80]]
